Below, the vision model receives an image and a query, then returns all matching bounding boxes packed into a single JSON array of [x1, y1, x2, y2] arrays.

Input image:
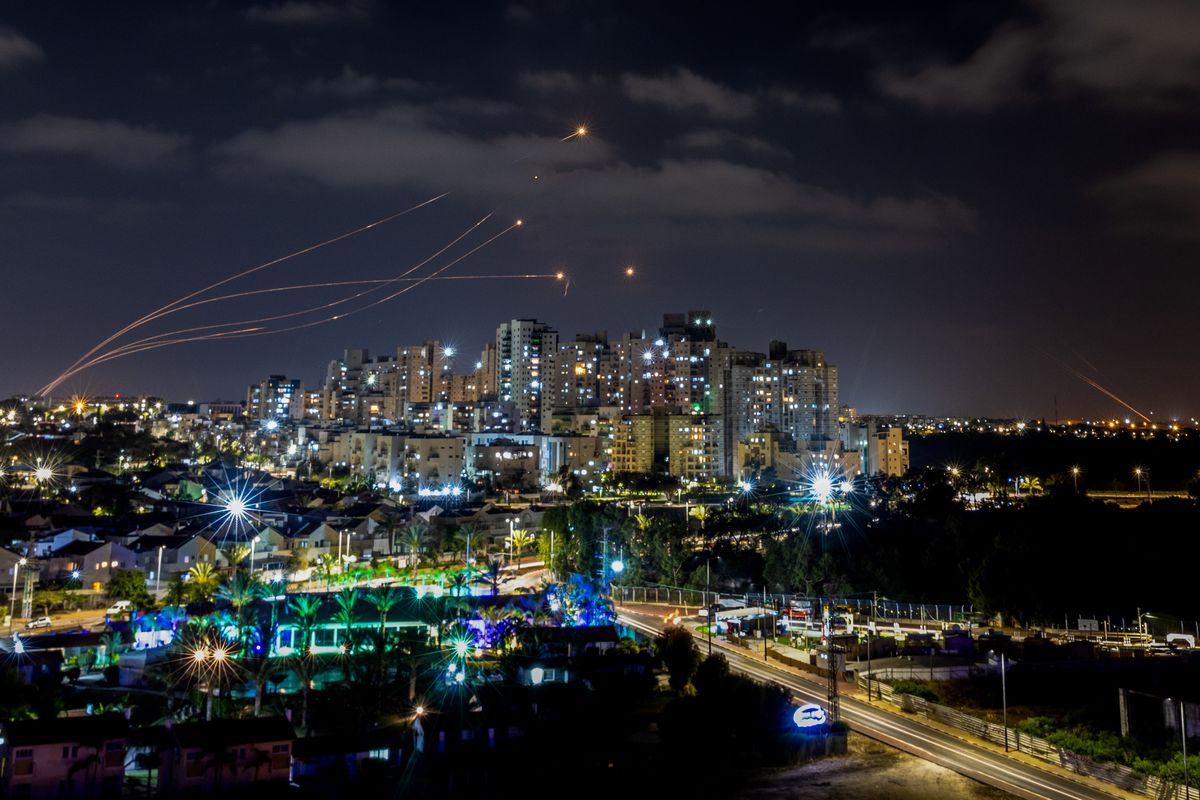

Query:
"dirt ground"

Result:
[[735, 733, 1015, 800]]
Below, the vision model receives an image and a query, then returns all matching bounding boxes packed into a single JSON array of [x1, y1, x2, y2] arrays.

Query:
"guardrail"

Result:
[[613, 585, 973, 621], [857, 674, 1197, 800]]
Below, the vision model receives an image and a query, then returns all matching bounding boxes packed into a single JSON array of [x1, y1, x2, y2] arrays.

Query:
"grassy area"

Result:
[[884, 676, 1200, 788], [1018, 717, 1199, 788]]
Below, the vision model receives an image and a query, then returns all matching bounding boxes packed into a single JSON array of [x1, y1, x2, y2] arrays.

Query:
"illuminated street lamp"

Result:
[[1071, 466, 1081, 493], [189, 642, 232, 720], [8, 557, 28, 628], [249, 534, 262, 578], [811, 474, 833, 503]]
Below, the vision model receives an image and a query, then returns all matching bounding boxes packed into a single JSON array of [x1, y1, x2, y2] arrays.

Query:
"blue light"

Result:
[[793, 703, 827, 729]]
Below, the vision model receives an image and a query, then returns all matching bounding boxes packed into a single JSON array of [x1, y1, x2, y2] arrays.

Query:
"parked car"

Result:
[[25, 616, 52, 630], [105, 600, 133, 616]]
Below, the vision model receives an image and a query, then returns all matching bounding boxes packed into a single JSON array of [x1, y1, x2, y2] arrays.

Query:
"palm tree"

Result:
[[164, 573, 188, 608], [365, 587, 403, 639], [403, 525, 427, 575], [1017, 475, 1043, 496], [287, 653, 324, 733], [484, 556, 504, 596], [377, 512, 402, 559], [333, 587, 359, 655], [220, 543, 252, 577], [100, 631, 126, 665], [445, 526, 466, 565], [187, 563, 222, 603], [244, 648, 277, 717], [314, 553, 337, 589], [633, 513, 653, 541], [287, 595, 323, 656], [217, 572, 264, 653], [508, 529, 535, 570], [459, 524, 480, 568], [447, 570, 471, 598]]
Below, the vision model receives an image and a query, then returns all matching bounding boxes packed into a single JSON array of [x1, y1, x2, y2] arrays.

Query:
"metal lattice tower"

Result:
[[827, 644, 843, 723]]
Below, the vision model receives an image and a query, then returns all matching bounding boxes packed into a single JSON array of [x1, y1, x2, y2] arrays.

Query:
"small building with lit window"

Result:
[[153, 717, 294, 792], [0, 714, 128, 798]]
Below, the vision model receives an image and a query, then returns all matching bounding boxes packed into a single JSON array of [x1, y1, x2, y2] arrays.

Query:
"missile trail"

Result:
[[76, 213, 493, 365], [80, 271, 560, 360], [46, 220, 522, 387], [45, 193, 448, 395], [1039, 349, 1151, 423]]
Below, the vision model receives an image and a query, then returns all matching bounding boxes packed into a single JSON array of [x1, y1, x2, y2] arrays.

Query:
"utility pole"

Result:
[[869, 591, 877, 700], [1182, 699, 1189, 795], [155, 545, 164, 598], [706, 555, 714, 657], [1001, 652, 1009, 752]]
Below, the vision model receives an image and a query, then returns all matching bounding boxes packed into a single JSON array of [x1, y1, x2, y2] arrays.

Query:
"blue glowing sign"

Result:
[[793, 703, 827, 728]]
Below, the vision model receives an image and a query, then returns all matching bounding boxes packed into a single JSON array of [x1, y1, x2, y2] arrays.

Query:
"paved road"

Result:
[[617, 606, 1122, 800]]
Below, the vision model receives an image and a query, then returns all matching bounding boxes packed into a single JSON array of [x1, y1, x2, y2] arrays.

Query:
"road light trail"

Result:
[[41, 192, 448, 396], [618, 609, 1118, 800]]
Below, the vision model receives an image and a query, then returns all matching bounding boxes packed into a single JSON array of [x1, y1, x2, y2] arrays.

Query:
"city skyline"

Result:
[[3, 2, 1199, 418]]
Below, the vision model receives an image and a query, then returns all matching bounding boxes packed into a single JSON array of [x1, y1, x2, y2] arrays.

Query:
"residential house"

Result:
[[0, 714, 128, 798], [127, 534, 217, 582], [154, 717, 294, 793], [44, 541, 138, 591]]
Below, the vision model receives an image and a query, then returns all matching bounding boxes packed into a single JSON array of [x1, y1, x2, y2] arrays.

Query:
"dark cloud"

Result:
[[0, 114, 188, 168], [0, 26, 42, 68], [621, 68, 756, 119], [1094, 151, 1200, 239], [877, 1, 1200, 111], [305, 66, 423, 97], [245, 0, 372, 25], [673, 129, 794, 159], [768, 89, 842, 115], [877, 24, 1035, 111], [518, 70, 586, 95], [214, 102, 971, 252]]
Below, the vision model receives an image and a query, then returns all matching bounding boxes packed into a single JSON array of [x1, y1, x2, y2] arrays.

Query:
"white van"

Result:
[[105, 600, 133, 616]]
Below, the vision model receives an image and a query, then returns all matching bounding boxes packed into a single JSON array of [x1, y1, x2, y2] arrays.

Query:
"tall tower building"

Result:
[[246, 375, 302, 421], [495, 319, 558, 431]]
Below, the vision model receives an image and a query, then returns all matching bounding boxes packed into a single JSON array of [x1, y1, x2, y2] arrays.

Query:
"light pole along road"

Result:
[[617, 607, 1122, 800]]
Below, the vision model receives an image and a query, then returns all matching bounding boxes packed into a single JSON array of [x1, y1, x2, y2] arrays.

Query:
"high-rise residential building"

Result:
[[666, 413, 724, 482], [495, 319, 557, 431], [246, 375, 302, 421], [321, 343, 453, 426], [373, 341, 452, 418], [555, 331, 608, 410], [611, 414, 663, 474], [307, 311, 842, 476], [854, 422, 909, 477], [719, 342, 838, 473], [322, 347, 371, 422], [476, 343, 499, 399]]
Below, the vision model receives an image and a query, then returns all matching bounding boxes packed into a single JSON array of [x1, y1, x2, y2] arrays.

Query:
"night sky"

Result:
[[2, 1, 1198, 419]]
